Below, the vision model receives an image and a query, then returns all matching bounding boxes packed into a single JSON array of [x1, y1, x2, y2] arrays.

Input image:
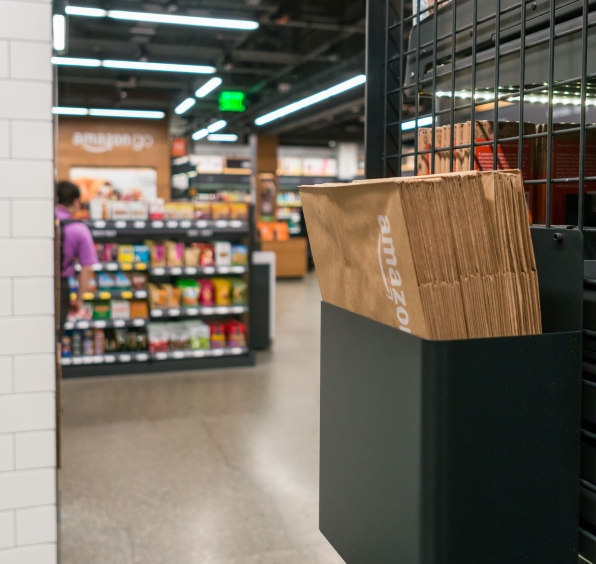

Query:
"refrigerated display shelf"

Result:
[[150, 265, 247, 276], [150, 305, 248, 319], [151, 347, 249, 361], [61, 351, 150, 366], [72, 290, 149, 301], [64, 318, 148, 330], [87, 219, 249, 239]]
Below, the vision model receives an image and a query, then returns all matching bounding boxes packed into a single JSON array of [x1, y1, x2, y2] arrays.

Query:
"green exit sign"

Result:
[[219, 91, 246, 112]]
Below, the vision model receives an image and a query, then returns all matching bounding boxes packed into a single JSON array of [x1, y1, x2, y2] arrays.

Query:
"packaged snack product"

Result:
[[196, 243, 215, 267], [230, 279, 247, 306], [130, 300, 149, 319], [118, 245, 135, 264], [227, 320, 247, 348], [214, 241, 232, 266], [133, 245, 150, 264], [129, 201, 148, 220], [209, 321, 227, 349], [212, 278, 232, 306], [211, 202, 230, 220], [93, 329, 105, 355], [149, 199, 165, 220], [149, 284, 167, 309], [97, 273, 115, 291], [163, 284, 181, 308], [166, 241, 184, 267], [149, 324, 169, 353], [114, 273, 132, 290], [102, 243, 118, 262], [198, 279, 215, 306], [111, 300, 131, 320], [146, 241, 166, 267], [231, 245, 248, 266], [127, 273, 147, 290], [170, 324, 190, 351], [229, 203, 249, 220], [177, 279, 200, 307], [188, 322, 211, 350], [92, 301, 111, 320], [194, 202, 212, 220], [184, 247, 200, 267]]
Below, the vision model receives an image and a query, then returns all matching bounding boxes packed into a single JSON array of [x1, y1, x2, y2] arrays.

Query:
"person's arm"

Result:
[[76, 265, 95, 309]]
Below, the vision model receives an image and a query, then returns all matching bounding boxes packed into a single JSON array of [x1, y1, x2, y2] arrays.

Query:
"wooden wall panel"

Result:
[[56, 117, 171, 199]]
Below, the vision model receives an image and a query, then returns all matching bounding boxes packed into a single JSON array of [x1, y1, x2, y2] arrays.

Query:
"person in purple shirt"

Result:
[[56, 181, 98, 329]]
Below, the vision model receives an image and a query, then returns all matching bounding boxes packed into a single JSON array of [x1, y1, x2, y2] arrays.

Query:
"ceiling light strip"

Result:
[[254, 74, 366, 126], [65, 6, 259, 30], [52, 107, 165, 119], [53, 15, 66, 52], [195, 77, 223, 98], [208, 134, 238, 142], [174, 98, 196, 115], [51, 57, 215, 74]]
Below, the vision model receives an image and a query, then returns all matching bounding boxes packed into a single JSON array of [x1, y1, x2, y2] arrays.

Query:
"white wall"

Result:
[[0, 1, 57, 563]]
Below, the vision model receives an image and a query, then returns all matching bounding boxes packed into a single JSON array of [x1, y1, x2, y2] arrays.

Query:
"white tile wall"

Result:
[[0, 279, 12, 316], [0, 318, 54, 356], [0, 240, 53, 277], [0, 161, 53, 199], [9, 42, 52, 82], [0, 544, 57, 564], [0, 121, 9, 159], [0, 200, 10, 237], [0, 4, 56, 562], [13, 278, 54, 316], [0, 510, 15, 549], [0, 434, 14, 472], [0, 394, 54, 435], [0, 469, 55, 511], [0, 2, 51, 42], [13, 356, 53, 394], [11, 201, 53, 238], [0, 82, 52, 121], [16, 506, 56, 546], [0, 40, 8, 79], [0, 357, 12, 394], [15, 431, 55, 470], [11, 122, 53, 161]]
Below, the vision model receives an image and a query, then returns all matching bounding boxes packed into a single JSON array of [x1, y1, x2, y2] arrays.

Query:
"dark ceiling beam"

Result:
[[259, 20, 365, 34]]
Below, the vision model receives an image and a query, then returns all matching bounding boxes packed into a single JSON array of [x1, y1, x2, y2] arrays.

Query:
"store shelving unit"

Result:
[[61, 217, 254, 377], [314, 0, 595, 562]]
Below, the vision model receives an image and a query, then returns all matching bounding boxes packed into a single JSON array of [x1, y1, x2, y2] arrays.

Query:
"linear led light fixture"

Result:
[[51, 56, 101, 67], [401, 116, 433, 131], [208, 134, 238, 142], [65, 6, 259, 30], [195, 77, 223, 98], [192, 120, 228, 141], [52, 106, 89, 116], [51, 56, 215, 74], [174, 97, 196, 115], [53, 15, 66, 52], [52, 106, 165, 119], [254, 74, 366, 126], [435, 89, 596, 106]]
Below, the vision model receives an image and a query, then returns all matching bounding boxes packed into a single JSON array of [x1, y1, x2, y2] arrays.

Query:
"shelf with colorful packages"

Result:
[[60, 198, 254, 377]]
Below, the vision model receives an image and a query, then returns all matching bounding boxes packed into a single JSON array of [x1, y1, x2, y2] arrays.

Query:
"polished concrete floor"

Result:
[[59, 273, 345, 564]]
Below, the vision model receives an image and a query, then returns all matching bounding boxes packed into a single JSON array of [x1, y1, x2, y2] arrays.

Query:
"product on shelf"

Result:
[[211, 202, 230, 220], [149, 199, 165, 220], [163, 284, 181, 308], [184, 247, 200, 267], [130, 300, 149, 319], [94, 329, 105, 355], [209, 321, 227, 349], [111, 300, 131, 320], [230, 279, 248, 306], [195, 243, 215, 267], [92, 301, 111, 320], [214, 241, 232, 266], [97, 273, 114, 290], [128, 273, 148, 290], [134, 245, 150, 264], [164, 202, 194, 220], [257, 221, 289, 242], [231, 245, 248, 266], [62, 334, 72, 358], [229, 203, 249, 220], [146, 241, 166, 267], [188, 322, 211, 350], [194, 202, 212, 220], [149, 324, 169, 353], [199, 279, 215, 306], [166, 241, 184, 267], [178, 279, 200, 307], [149, 284, 167, 309], [212, 278, 232, 306], [227, 320, 247, 348]]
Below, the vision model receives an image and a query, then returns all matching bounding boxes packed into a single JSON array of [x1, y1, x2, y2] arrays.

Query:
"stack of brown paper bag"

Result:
[[300, 170, 541, 340]]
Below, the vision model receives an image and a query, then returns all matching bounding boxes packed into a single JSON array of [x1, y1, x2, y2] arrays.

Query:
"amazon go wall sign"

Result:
[[72, 131, 155, 154]]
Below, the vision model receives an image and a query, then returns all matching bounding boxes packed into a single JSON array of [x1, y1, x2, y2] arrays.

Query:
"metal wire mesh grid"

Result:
[[366, 0, 596, 232]]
